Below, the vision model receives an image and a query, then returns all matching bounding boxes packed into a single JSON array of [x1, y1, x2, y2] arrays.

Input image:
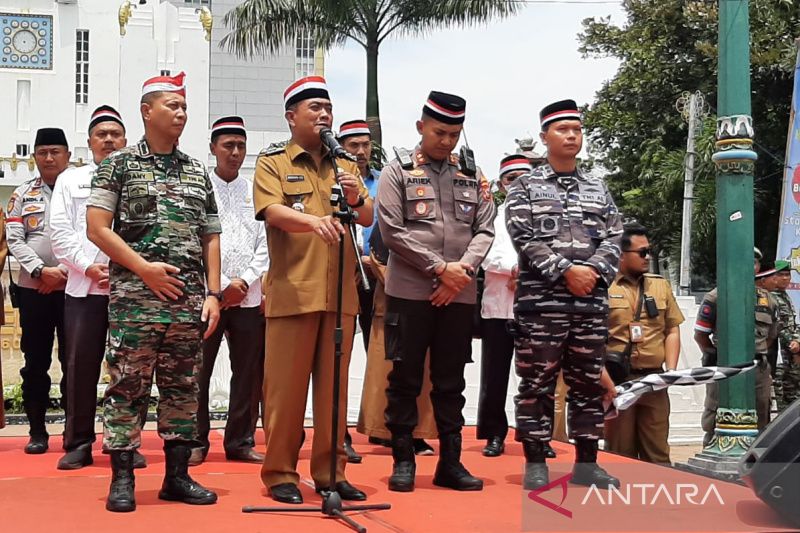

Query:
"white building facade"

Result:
[[0, 0, 322, 198]]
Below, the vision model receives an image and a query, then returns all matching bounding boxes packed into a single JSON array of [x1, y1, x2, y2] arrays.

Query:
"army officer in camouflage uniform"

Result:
[[506, 99, 623, 491], [771, 260, 800, 410], [87, 72, 221, 512]]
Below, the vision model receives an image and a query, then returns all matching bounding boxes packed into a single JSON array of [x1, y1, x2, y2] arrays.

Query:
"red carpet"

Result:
[[0, 427, 793, 533]]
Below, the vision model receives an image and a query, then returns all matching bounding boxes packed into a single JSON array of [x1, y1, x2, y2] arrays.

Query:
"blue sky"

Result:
[[324, 2, 626, 179]]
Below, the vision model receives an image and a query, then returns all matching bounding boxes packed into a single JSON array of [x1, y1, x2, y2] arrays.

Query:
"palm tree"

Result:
[[221, 0, 519, 145]]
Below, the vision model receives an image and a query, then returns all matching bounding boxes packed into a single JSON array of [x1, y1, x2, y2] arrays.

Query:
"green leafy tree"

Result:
[[221, 0, 519, 145], [579, 0, 798, 286]]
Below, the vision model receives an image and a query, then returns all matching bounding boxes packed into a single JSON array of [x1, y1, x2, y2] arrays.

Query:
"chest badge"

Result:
[[410, 169, 425, 177], [414, 201, 428, 216], [416, 187, 426, 197]]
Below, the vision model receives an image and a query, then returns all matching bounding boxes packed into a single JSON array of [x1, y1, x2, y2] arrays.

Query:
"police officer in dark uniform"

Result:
[[377, 91, 495, 492], [505, 100, 623, 490], [7, 128, 70, 454]]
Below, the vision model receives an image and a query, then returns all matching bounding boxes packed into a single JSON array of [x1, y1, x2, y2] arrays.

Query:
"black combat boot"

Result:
[[106, 450, 136, 512], [544, 440, 557, 458], [570, 439, 620, 489], [24, 403, 49, 454], [523, 440, 550, 490], [158, 442, 218, 505], [432, 433, 483, 491], [388, 433, 416, 492]]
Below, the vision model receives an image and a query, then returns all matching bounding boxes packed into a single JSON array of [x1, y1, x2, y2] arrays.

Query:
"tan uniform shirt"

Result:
[[607, 273, 685, 369], [253, 140, 367, 318], [376, 147, 495, 304]]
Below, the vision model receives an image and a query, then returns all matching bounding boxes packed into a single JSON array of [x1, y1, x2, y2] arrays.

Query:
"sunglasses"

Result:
[[623, 247, 651, 258]]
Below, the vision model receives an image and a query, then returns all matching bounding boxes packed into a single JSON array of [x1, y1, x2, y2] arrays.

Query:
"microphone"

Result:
[[319, 127, 357, 162]]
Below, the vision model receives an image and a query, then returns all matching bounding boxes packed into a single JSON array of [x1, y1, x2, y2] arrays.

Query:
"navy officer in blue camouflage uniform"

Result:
[[505, 100, 623, 490]]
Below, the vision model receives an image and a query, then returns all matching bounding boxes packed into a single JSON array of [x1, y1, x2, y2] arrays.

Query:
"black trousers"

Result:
[[477, 318, 514, 440], [357, 283, 375, 350], [197, 306, 265, 453], [63, 294, 108, 451], [18, 287, 66, 437], [384, 296, 473, 437]]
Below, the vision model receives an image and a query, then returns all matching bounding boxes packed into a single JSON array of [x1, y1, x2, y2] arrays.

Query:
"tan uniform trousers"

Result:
[[357, 283, 437, 440], [604, 386, 670, 463], [261, 311, 354, 489]]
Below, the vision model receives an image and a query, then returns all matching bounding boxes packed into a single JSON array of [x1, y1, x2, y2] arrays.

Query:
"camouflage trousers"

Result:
[[513, 313, 607, 441], [775, 359, 800, 412], [103, 321, 202, 450]]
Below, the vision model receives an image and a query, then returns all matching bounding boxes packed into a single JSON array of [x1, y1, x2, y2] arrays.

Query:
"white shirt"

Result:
[[480, 204, 516, 320], [50, 162, 110, 297], [211, 172, 269, 308]]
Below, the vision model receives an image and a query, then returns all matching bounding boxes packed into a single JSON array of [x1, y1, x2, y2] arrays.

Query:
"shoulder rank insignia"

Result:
[[393, 146, 414, 170], [260, 139, 289, 157]]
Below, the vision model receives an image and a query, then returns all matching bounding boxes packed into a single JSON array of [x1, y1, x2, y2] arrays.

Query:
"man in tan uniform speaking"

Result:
[[253, 76, 373, 505]]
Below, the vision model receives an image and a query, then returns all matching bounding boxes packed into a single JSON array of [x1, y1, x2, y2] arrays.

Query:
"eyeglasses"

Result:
[[623, 247, 651, 258]]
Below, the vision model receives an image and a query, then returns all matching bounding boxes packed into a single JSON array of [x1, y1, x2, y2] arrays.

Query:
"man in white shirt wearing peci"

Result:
[[191, 116, 269, 465], [50, 105, 146, 470]]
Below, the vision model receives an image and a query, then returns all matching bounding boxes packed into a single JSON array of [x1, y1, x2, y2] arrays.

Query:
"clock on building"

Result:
[[1, 13, 52, 70]]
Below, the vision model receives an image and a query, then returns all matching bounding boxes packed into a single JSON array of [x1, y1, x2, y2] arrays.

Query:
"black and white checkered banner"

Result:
[[604, 362, 757, 419]]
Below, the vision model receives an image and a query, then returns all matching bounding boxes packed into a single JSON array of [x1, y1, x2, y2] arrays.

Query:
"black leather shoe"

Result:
[[57, 446, 93, 470], [344, 434, 362, 464], [368, 436, 391, 447], [270, 483, 303, 504], [413, 439, 434, 456], [544, 441, 556, 459], [226, 448, 264, 463], [524, 463, 549, 490], [132, 450, 147, 469], [571, 463, 620, 489], [482, 437, 505, 457], [24, 435, 48, 455], [316, 481, 367, 501]]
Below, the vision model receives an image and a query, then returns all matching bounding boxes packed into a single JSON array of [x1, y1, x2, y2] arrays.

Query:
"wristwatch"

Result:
[[348, 195, 366, 208], [206, 290, 224, 302], [31, 265, 44, 279]]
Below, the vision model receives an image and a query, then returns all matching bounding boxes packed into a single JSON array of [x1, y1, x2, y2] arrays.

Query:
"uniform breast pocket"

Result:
[[608, 296, 632, 322], [581, 205, 608, 239], [453, 187, 477, 223], [21, 203, 45, 233], [281, 179, 318, 216], [182, 185, 208, 222], [755, 309, 774, 331], [405, 185, 436, 221], [121, 182, 158, 224]]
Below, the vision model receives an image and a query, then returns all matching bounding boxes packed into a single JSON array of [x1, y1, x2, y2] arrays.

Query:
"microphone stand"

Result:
[[242, 148, 390, 532]]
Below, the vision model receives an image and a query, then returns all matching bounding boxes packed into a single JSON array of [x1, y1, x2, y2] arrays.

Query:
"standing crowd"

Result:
[[0, 71, 798, 513]]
